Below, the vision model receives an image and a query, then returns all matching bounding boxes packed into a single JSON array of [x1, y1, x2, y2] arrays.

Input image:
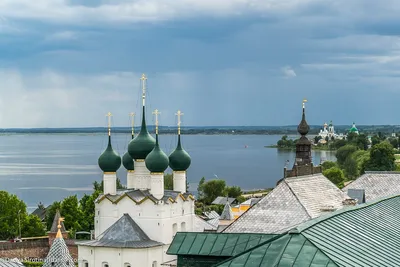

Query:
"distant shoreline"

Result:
[[0, 125, 396, 135]]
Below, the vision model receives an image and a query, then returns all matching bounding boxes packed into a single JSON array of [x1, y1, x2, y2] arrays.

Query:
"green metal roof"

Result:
[[217, 234, 337, 267], [217, 194, 400, 267], [167, 232, 277, 257]]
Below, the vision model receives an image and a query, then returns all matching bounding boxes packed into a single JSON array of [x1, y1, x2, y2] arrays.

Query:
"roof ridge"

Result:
[[364, 171, 400, 174], [291, 194, 400, 233], [283, 180, 313, 219]]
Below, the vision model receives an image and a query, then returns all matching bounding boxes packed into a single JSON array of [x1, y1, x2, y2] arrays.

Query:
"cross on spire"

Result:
[[106, 112, 112, 136], [129, 112, 135, 136], [175, 110, 184, 135], [140, 73, 147, 107], [302, 99, 308, 109], [152, 109, 161, 134]]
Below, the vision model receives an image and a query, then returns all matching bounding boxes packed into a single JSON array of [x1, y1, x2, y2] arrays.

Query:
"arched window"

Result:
[[172, 223, 178, 236], [152, 261, 157, 267], [82, 261, 89, 267], [124, 263, 131, 267], [102, 262, 109, 267], [181, 222, 186, 232]]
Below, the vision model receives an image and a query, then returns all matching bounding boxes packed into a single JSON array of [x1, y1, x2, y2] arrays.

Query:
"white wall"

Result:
[[78, 245, 174, 267], [95, 196, 196, 244]]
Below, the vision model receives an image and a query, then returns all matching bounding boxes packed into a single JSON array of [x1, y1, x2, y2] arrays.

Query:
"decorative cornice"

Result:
[[135, 159, 145, 162], [127, 170, 135, 173], [173, 171, 186, 174], [103, 172, 117, 175], [150, 172, 164, 175]]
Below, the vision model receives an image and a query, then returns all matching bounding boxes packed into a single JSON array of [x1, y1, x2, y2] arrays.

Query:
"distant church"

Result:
[[77, 74, 206, 267]]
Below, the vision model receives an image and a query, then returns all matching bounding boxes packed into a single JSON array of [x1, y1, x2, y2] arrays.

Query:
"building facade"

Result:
[[77, 74, 203, 267]]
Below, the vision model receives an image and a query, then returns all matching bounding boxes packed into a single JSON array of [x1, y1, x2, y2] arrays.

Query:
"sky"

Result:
[[1, 0, 400, 127]]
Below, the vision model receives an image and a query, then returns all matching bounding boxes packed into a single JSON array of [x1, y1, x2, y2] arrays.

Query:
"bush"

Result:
[[323, 167, 345, 188]]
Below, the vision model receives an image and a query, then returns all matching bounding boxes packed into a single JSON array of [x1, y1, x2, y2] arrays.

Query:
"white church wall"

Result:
[[78, 245, 171, 267], [96, 195, 197, 244]]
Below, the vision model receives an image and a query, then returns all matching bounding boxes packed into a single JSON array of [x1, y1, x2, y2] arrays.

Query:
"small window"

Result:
[[172, 223, 178, 236], [152, 261, 157, 267], [102, 263, 109, 267], [181, 222, 186, 232], [84, 263, 89, 267], [124, 264, 131, 267]]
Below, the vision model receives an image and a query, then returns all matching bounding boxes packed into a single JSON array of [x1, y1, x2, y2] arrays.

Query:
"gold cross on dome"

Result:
[[140, 74, 147, 106], [129, 112, 135, 136], [175, 110, 184, 135], [106, 112, 112, 136], [152, 109, 161, 134]]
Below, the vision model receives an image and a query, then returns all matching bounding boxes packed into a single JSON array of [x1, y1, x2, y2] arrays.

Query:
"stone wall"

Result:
[[0, 238, 78, 261], [284, 164, 322, 178]]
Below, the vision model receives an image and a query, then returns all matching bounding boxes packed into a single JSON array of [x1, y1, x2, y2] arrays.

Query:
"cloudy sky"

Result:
[[1, 0, 400, 127]]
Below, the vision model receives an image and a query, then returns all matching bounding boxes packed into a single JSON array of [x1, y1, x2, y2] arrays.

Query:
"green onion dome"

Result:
[[128, 107, 156, 160], [145, 135, 169, 173], [169, 135, 191, 171], [98, 136, 121, 172], [123, 134, 135, 171], [350, 122, 358, 133]]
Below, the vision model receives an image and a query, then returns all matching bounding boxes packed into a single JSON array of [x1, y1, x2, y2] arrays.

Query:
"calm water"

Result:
[[0, 134, 336, 212]]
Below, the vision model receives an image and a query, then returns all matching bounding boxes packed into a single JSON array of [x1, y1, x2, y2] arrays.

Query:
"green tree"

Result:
[[197, 177, 206, 200], [93, 178, 126, 192], [343, 156, 359, 179], [336, 145, 358, 166], [388, 137, 399, 149], [224, 186, 242, 199], [332, 139, 347, 149], [371, 135, 381, 146], [21, 215, 45, 238], [365, 141, 396, 171], [351, 134, 369, 150], [164, 173, 173, 190], [352, 150, 370, 175], [314, 135, 322, 144], [61, 195, 83, 237], [0, 191, 28, 239], [201, 179, 226, 204], [321, 161, 337, 171], [322, 167, 345, 188]]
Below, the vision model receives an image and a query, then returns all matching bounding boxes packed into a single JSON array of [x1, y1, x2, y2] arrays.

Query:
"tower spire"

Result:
[[153, 109, 161, 135], [56, 217, 65, 238], [106, 112, 112, 136], [176, 110, 183, 135], [140, 73, 147, 107], [129, 112, 135, 139]]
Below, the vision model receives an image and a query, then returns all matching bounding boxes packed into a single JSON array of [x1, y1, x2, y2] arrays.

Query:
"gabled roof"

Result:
[[96, 188, 194, 205], [31, 204, 47, 221], [43, 235, 74, 267], [223, 174, 349, 234], [167, 232, 277, 257], [78, 214, 163, 248], [212, 197, 236, 205], [217, 194, 400, 267], [204, 210, 220, 219], [343, 171, 400, 202]]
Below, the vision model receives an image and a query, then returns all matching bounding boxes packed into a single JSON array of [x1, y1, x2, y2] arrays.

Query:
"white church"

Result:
[[318, 120, 345, 142], [77, 74, 205, 267]]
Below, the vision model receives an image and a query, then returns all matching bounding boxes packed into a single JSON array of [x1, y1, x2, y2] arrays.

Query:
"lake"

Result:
[[0, 134, 336, 212]]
